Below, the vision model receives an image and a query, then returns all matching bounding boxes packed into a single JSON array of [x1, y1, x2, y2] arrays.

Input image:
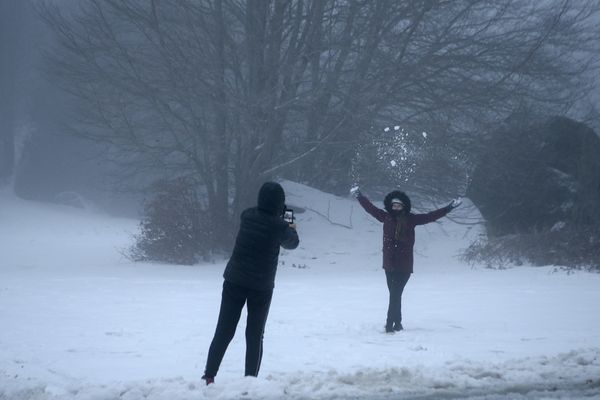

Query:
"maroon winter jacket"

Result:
[[358, 193, 451, 273]]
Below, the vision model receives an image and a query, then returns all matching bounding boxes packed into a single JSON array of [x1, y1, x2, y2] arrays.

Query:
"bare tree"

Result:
[[38, 0, 600, 247], [291, 1, 600, 194]]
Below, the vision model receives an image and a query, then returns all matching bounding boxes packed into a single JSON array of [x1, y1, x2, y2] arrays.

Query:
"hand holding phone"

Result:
[[283, 208, 294, 224]]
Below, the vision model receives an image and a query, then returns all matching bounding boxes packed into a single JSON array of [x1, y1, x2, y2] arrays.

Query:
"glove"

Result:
[[448, 197, 462, 209], [350, 186, 361, 198]]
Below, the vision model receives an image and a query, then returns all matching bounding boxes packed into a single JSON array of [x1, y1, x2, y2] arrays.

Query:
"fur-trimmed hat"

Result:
[[384, 190, 411, 213]]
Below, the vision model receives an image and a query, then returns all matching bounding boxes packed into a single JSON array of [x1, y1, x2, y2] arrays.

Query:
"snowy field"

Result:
[[1, 181, 600, 400]]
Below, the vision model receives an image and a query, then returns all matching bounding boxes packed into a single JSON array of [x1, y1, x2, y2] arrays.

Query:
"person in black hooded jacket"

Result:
[[202, 182, 299, 385]]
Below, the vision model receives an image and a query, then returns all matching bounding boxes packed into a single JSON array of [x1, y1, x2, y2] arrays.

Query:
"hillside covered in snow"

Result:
[[1, 182, 600, 399]]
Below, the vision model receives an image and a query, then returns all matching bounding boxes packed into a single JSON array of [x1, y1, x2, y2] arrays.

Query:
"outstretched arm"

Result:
[[413, 198, 461, 225], [412, 205, 452, 225], [357, 194, 387, 223]]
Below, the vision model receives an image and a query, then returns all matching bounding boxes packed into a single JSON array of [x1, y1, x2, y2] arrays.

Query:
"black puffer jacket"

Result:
[[223, 182, 299, 290]]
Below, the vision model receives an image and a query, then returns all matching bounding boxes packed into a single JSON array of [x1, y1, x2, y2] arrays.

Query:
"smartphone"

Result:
[[283, 209, 294, 224]]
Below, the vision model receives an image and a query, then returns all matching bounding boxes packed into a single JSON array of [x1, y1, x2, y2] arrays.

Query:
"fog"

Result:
[[1, 1, 141, 215], [1, 0, 600, 245], [2, 2, 600, 398]]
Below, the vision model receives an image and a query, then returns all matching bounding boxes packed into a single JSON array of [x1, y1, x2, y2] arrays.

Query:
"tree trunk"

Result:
[[211, 0, 232, 246], [0, 1, 20, 186]]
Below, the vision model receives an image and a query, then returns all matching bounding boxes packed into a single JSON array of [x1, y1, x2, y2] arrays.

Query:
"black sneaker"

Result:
[[202, 374, 214, 385], [393, 322, 403, 331]]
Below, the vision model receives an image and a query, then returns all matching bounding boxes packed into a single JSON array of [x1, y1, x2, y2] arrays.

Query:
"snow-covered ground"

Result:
[[1, 182, 599, 400]]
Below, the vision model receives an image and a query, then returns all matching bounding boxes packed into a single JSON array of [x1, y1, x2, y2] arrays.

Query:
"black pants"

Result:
[[204, 280, 273, 378], [385, 270, 411, 328]]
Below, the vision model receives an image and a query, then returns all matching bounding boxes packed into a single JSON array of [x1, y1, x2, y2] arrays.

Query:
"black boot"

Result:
[[393, 322, 403, 331]]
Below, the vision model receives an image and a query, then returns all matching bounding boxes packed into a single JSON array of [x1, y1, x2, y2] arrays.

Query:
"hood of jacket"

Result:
[[384, 190, 411, 214], [257, 181, 286, 216]]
